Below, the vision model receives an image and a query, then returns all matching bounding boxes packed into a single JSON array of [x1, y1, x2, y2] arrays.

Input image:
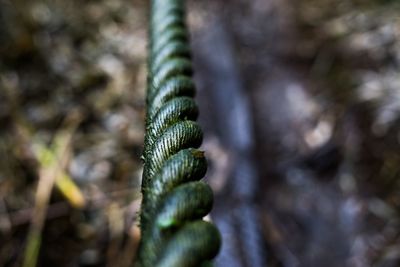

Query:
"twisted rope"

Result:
[[136, 0, 221, 266]]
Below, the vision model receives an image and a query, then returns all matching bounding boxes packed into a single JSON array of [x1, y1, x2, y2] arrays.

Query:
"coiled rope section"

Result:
[[136, 0, 221, 266]]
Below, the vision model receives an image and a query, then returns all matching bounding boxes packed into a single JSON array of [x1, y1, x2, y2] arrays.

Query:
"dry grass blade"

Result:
[[22, 112, 83, 267]]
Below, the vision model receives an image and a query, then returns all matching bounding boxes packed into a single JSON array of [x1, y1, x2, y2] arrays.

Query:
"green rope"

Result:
[[136, 0, 221, 266]]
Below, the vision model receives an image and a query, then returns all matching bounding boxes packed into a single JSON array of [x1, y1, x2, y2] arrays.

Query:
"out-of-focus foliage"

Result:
[[291, 1, 400, 265], [0, 0, 147, 266]]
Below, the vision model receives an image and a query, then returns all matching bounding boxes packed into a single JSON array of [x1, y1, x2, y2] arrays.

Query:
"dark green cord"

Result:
[[136, 0, 221, 266]]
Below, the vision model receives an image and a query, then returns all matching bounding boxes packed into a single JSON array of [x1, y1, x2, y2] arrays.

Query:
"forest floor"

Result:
[[193, 1, 400, 266], [1, 0, 400, 267]]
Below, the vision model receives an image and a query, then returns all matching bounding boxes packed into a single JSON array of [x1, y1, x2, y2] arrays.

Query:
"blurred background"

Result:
[[1, 0, 400, 266]]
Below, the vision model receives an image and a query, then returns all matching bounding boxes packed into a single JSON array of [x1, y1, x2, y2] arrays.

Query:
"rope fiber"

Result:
[[136, 0, 221, 266]]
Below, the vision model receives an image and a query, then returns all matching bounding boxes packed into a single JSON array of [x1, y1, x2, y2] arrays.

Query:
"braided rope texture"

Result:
[[136, 0, 221, 266]]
